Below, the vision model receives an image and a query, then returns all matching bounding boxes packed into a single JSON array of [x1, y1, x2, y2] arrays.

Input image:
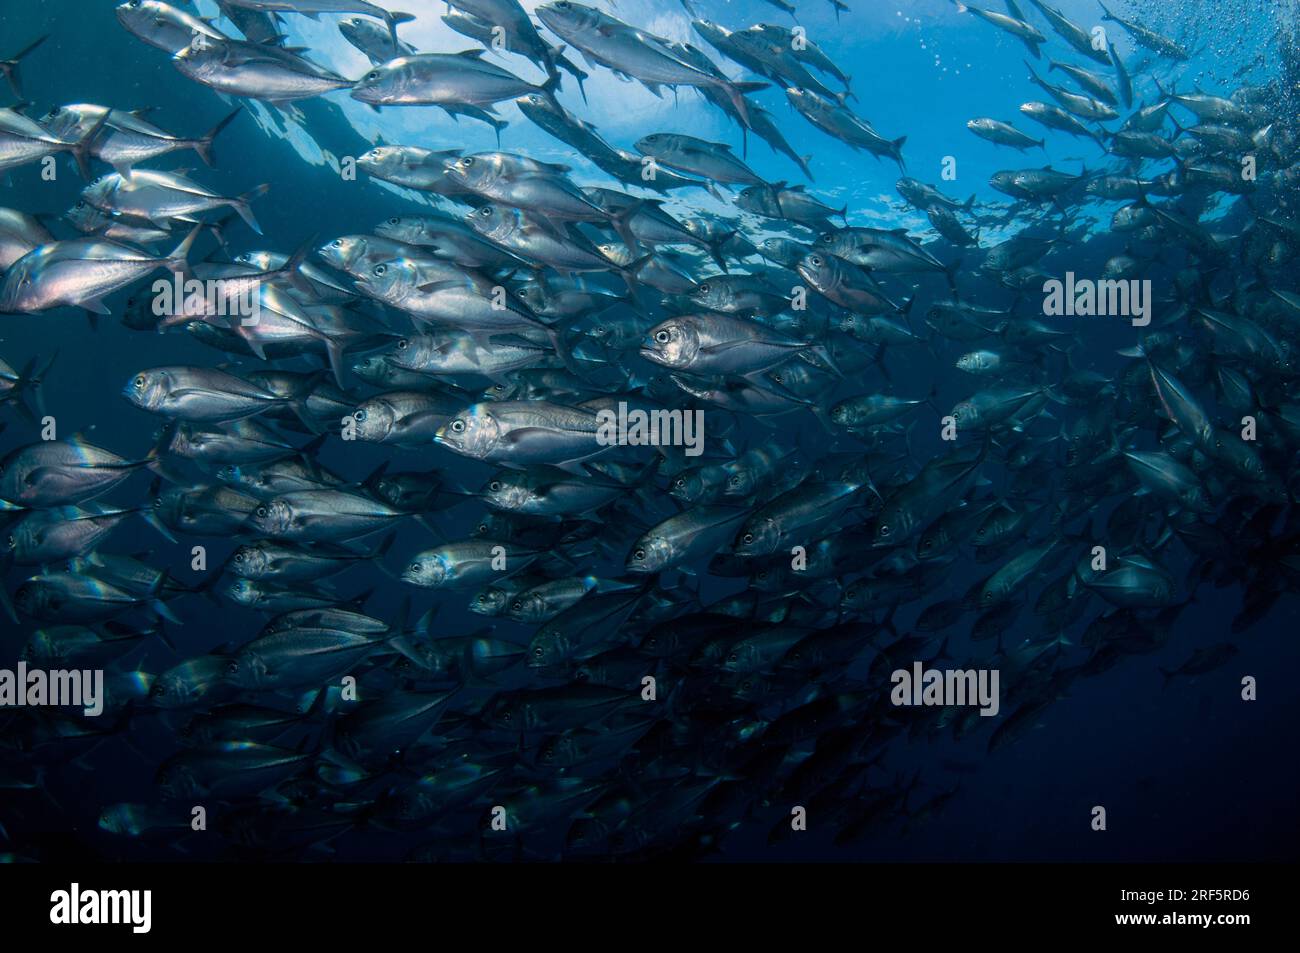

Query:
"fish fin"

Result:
[[234, 183, 270, 235], [0, 34, 47, 98], [194, 106, 242, 167]]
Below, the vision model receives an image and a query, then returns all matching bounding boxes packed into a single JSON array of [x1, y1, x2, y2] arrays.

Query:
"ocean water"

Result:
[[0, 0, 1298, 863]]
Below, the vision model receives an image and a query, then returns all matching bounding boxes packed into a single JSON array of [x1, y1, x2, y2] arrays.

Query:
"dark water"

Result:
[[1, 0, 1298, 862]]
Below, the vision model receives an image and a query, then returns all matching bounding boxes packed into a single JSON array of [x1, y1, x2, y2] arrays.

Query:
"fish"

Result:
[[0, 0, 1293, 866], [173, 36, 356, 103], [967, 117, 1045, 151], [949, 1, 1046, 59], [535, 3, 767, 127], [1027, 0, 1111, 64], [41, 104, 243, 177], [338, 14, 415, 64], [1, 229, 198, 315], [350, 51, 554, 116], [222, 1, 414, 47], [1098, 2, 1190, 61], [2, 104, 108, 180], [786, 87, 906, 170]]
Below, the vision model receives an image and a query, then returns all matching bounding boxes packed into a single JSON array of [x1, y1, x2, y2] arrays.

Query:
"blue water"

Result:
[[1, 0, 1297, 862]]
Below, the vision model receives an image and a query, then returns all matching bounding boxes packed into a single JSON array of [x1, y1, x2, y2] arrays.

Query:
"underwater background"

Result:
[[0, 0, 1298, 862]]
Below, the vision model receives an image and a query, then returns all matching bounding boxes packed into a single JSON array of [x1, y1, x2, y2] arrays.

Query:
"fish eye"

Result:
[[512, 601, 523, 612], [533, 646, 544, 658], [810, 255, 822, 265], [634, 548, 646, 560], [409, 563, 421, 573], [489, 481, 501, 491], [74, 200, 84, 209], [133, 375, 146, 387], [462, 157, 474, 167], [330, 239, 342, 247], [654, 330, 670, 343], [256, 506, 268, 518], [353, 409, 367, 421], [478, 207, 491, 216], [729, 475, 742, 486], [366, 71, 379, 81], [878, 524, 891, 537], [226, 660, 239, 674], [387, 217, 398, 225], [476, 523, 488, 534], [772, 373, 784, 383], [529, 95, 542, 104], [698, 283, 710, 294], [396, 338, 408, 349], [372, 264, 386, 276], [742, 533, 754, 544], [451, 419, 466, 432], [233, 552, 244, 563]]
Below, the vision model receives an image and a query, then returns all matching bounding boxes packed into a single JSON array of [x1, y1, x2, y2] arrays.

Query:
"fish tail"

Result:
[[724, 81, 769, 129], [194, 106, 242, 167], [69, 108, 111, 182], [234, 183, 270, 235], [13, 349, 56, 421], [538, 70, 563, 101], [943, 256, 962, 291], [705, 231, 733, 273], [165, 225, 203, 281], [278, 234, 319, 297], [0, 34, 46, 98], [545, 325, 584, 378], [385, 11, 415, 47], [892, 136, 907, 172]]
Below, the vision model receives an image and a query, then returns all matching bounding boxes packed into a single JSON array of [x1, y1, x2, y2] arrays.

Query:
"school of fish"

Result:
[[0, 0, 1296, 860]]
